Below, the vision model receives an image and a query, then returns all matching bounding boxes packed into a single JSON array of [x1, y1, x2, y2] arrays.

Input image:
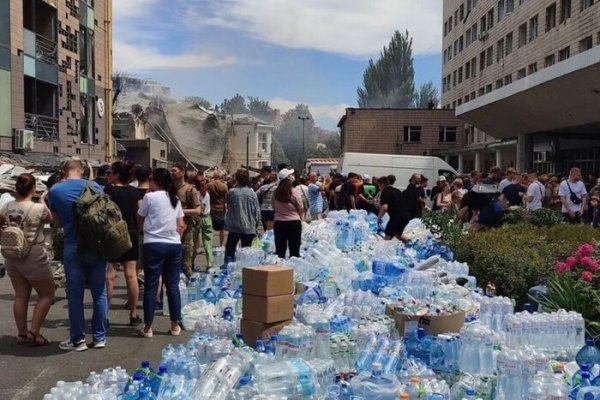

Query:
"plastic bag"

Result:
[[351, 371, 403, 400]]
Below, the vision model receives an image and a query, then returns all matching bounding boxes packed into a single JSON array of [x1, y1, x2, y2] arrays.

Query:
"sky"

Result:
[[113, 0, 444, 129]]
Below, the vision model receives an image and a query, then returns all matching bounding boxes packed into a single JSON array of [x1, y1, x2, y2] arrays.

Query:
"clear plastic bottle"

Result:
[[406, 377, 421, 400]]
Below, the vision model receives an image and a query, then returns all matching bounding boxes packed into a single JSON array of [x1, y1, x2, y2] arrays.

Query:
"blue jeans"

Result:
[[63, 245, 108, 343], [143, 243, 182, 325]]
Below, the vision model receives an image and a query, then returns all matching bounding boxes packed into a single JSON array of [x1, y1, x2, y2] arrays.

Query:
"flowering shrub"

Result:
[[538, 243, 600, 336]]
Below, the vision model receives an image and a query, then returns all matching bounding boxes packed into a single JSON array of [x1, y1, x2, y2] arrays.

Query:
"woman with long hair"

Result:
[[434, 181, 452, 210], [104, 161, 142, 326], [0, 174, 54, 345], [136, 168, 185, 337], [273, 169, 304, 258], [194, 174, 214, 268]]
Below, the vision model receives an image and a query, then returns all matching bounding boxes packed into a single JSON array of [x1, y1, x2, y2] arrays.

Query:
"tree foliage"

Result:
[[182, 96, 212, 109], [274, 104, 318, 170], [219, 94, 248, 114], [271, 135, 291, 167], [357, 30, 417, 108], [415, 81, 440, 109], [247, 96, 276, 123]]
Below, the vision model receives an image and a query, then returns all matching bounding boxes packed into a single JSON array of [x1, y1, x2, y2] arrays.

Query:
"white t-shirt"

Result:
[[138, 191, 184, 244], [558, 179, 587, 213], [200, 192, 210, 216], [526, 181, 545, 211], [498, 178, 511, 193]]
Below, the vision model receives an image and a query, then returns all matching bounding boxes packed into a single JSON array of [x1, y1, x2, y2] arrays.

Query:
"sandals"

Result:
[[16, 332, 33, 345], [17, 331, 50, 346]]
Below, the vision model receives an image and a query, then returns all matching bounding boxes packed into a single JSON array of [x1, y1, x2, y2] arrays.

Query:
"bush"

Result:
[[455, 223, 600, 308], [503, 207, 564, 227]]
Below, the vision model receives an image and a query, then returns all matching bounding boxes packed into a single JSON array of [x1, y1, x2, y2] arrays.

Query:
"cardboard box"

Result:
[[243, 266, 294, 297], [385, 304, 465, 337], [242, 294, 295, 323], [241, 319, 292, 348]]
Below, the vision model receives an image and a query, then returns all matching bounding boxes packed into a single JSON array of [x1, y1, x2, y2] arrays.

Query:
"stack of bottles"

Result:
[[162, 274, 188, 317], [478, 296, 515, 331], [251, 358, 325, 399], [194, 315, 240, 338], [329, 334, 359, 373], [326, 289, 386, 318], [355, 335, 405, 375], [276, 322, 317, 360], [330, 315, 352, 334], [457, 320, 495, 376]]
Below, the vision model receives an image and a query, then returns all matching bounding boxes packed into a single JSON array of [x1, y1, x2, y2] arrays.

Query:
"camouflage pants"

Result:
[[182, 227, 197, 278]]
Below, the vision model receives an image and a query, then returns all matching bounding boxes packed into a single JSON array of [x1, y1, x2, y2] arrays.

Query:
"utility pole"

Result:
[[246, 131, 250, 170], [298, 116, 310, 173]]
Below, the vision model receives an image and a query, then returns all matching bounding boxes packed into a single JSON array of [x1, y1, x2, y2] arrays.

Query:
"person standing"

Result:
[[207, 171, 228, 247], [500, 173, 526, 207], [377, 176, 409, 241], [93, 165, 109, 189], [256, 172, 278, 231], [194, 176, 214, 268], [171, 162, 203, 278], [224, 169, 261, 259], [402, 173, 422, 220], [307, 172, 324, 220], [559, 167, 588, 224], [137, 168, 184, 337], [357, 175, 378, 214], [49, 160, 108, 352], [273, 169, 304, 258], [104, 162, 142, 327], [0, 174, 54, 346], [523, 171, 545, 211]]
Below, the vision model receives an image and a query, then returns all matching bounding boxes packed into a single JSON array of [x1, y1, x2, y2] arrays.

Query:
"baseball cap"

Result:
[[278, 168, 295, 181], [437, 175, 447, 182], [362, 174, 371, 181]]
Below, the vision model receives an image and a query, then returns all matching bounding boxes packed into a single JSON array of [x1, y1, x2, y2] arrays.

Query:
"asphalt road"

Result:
[[0, 271, 194, 399]]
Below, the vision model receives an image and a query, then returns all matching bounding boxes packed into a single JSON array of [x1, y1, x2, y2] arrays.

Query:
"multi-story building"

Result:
[[337, 108, 466, 171], [0, 0, 111, 165], [442, 0, 600, 176], [229, 114, 273, 172]]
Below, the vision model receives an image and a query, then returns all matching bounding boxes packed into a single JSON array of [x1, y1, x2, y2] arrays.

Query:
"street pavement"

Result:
[[0, 271, 195, 400]]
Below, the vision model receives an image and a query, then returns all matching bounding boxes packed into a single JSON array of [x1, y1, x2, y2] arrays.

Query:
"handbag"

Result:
[[566, 181, 583, 205]]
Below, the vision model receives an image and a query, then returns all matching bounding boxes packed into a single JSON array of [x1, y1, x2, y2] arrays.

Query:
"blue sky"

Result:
[[113, 0, 443, 129]]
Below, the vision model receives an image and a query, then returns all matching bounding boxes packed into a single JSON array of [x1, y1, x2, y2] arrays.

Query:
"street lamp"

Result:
[[298, 116, 310, 172]]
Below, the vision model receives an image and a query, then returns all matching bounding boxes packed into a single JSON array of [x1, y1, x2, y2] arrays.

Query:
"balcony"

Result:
[[24, 29, 58, 65], [25, 113, 59, 140]]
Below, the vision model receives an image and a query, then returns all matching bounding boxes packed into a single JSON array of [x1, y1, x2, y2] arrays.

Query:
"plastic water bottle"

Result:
[[576, 338, 600, 368], [203, 288, 217, 305]]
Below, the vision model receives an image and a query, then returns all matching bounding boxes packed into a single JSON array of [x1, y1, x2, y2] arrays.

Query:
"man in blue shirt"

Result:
[[307, 172, 324, 220], [49, 160, 108, 352]]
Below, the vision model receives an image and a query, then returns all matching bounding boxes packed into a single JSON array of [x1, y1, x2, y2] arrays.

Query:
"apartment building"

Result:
[[229, 114, 273, 172], [0, 0, 110, 165], [442, 0, 600, 175], [337, 108, 465, 171]]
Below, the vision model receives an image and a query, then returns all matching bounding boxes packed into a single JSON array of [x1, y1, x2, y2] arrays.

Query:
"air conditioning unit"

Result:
[[13, 129, 34, 151], [422, 150, 431, 156]]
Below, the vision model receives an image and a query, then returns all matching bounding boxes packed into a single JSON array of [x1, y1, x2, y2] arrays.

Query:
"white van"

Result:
[[337, 153, 458, 196]]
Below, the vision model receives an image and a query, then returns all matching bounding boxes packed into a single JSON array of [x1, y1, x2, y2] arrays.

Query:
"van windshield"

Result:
[[438, 169, 456, 182]]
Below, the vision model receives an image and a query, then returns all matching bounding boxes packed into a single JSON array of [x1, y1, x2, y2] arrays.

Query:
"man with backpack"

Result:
[[48, 160, 109, 352]]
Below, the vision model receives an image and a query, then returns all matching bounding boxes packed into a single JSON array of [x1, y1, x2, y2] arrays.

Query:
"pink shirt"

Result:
[[273, 188, 304, 221]]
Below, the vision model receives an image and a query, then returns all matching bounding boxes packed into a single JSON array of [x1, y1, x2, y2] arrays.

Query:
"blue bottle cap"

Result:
[[141, 361, 150, 368], [465, 388, 475, 396], [158, 365, 168, 374], [586, 337, 595, 346], [239, 375, 251, 385]]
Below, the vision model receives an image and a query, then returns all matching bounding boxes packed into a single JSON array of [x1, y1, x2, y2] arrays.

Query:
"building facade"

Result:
[[229, 114, 273, 172], [337, 108, 466, 171], [0, 0, 110, 164], [442, 0, 600, 176]]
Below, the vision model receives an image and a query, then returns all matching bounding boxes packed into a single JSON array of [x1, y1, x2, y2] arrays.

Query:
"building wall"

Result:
[[230, 124, 272, 170], [7, 0, 109, 161], [442, 0, 600, 109], [0, 70, 11, 136], [340, 109, 465, 157]]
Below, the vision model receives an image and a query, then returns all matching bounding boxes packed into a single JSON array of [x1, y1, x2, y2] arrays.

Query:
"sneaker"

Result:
[[129, 315, 143, 326], [92, 340, 106, 349], [59, 339, 87, 352], [139, 328, 153, 338]]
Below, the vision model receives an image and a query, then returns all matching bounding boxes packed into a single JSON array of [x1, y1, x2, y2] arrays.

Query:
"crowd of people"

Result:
[[0, 158, 595, 353]]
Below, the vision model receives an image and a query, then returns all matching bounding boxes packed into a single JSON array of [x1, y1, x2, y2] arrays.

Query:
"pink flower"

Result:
[[566, 256, 578, 269], [556, 262, 569, 274], [581, 256, 600, 271], [578, 244, 595, 258], [582, 271, 594, 283]]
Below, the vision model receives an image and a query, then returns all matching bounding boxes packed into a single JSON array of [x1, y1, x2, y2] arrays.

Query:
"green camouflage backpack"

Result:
[[74, 181, 132, 260]]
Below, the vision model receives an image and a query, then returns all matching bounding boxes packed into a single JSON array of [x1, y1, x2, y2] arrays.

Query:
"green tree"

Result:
[[357, 30, 416, 108], [271, 136, 291, 167], [274, 104, 316, 170], [415, 81, 439, 109], [182, 96, 212, 109], [220, 94, 248, 114], [322, 134, 342, 158], [247, 96, 275, 123]]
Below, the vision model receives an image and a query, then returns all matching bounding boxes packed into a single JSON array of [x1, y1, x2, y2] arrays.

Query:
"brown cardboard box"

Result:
[[241, 319, 292, 347], [242, 294, 295, 323], [385, 304, 465, 337], [243, 266, 294, 297]]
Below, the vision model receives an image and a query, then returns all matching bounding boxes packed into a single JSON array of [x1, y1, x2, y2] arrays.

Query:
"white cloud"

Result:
[[269, 97, 351, 128], [113, 41, 237, 71], [113, 0, 160, 19], [194, 0, 443, 57]]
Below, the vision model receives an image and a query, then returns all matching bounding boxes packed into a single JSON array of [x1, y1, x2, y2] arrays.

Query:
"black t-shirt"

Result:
[[104, 185, 142, 231], [339, 181, 358, 210], [137, 187, 149, 198], [401, 183, 421, 219], [380, 186, 406, 220], [502, 184, 526, 207]]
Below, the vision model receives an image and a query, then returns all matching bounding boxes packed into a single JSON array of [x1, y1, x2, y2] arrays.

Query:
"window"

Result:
[[486, 84, 493, 93], [443, 49, 447, 64], [465, 94, 470, 103], [457, 99, 462, 106], [479, 87, 485, 96], [459, 36, 464, 52], [471, 57, 477, 77], [452, 101, 456, 108], [487, 9, 495, 28], [468, 0, 473, 12], [449, 16, 453, 31], [448, 46, 452, 60], [439, 127, 458, 143], [507, 0, 515, 12], [455, 10, 459, 25], [460, 3, 465, 20], [471, 91, 476, 99], [497, 38, 505, 62], [442, 77, 446, 93], [496, 79, 504, 89], [545, 54, 556, 67], [160, 149, 166, 158], [259, 132, 268, 152], [498, 0, 506, 21], [403, 127, 421, 143], [559, 46, 570, 60], [518, 23, 527, 47], [80, 95, 95, 144], [528, 62, 538, 74], [517, 68, 527, 79], [458, 67, 463, 83], [582, 0, 594, 10], [580, 35, 593, 52], [453, 70, 457, 86], [444, 21, 448, 36], [546, 3, 557, 32], [447, 75, 451, 91], [454, 40, 458, 56], [529, 16, 538, 42], [466, 61, 471, 78], [53, 146, 59, 153], [506, 33, 513, 55], [79, 27, 95, 78], [560, 0, 572, 21], [472, 23, 478, 42], [480, 51, 485, 70], [504, 74, 512, 85], [480, 15, 487, 33], [466, 28, 471, 46], [486, 46, 494, 66]]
